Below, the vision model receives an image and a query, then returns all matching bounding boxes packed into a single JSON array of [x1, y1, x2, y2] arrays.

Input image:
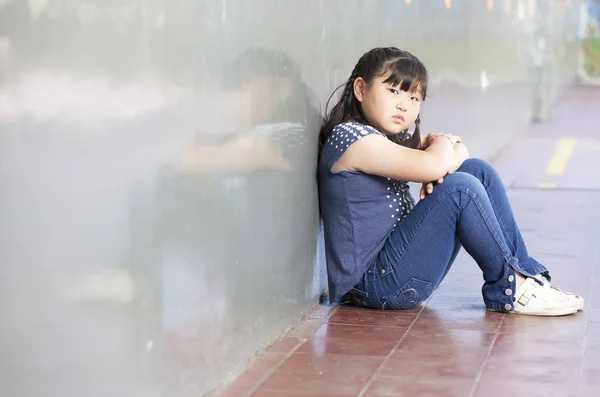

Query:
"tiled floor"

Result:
[[215, 86, 600, 397]]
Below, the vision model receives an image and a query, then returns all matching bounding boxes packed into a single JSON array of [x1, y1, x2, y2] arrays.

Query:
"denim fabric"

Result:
[[348, 158, 549, 311]]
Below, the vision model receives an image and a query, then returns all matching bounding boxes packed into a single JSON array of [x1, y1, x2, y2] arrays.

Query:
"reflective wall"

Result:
[[0, 1, 578, 396]]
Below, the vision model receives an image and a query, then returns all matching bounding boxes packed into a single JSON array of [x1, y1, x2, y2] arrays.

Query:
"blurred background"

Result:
[[0, 0, 594, 396]]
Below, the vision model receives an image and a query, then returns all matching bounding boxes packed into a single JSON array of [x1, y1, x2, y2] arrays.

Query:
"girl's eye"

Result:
[[389, 88, 399, 94], [411, 96, 420, 102]]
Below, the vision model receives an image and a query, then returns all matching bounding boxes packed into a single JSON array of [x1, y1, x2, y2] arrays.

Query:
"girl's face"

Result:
[[221, 79, 273, 128], [220, 77, 293, 129], [354, 73, 423, 135]]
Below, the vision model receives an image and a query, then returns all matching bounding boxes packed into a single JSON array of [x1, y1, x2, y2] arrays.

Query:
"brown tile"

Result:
[[363, 376, 474, 397], [480, 354, 583, 385], [276, 352, 384, 376], [215, 353, 288, 397], [399, 327, 497, 349], [424, 297, 488, 312], [257, 372, 367, 395], [411, 310, 502, 332], [296, 335, 397, 357], [308, 305, 338, 319], [258, 353, 383, 395], [313, 323, 408, 342], [379, 345, 487, 380], [266, 337, 305, 354], [493, 332, 585, 362], [499, 312, 587, 337], [252, 389, 354, 397], [327, 308, 416, 327], [286, 319, 327, 339], [474, 380, 582, 397]]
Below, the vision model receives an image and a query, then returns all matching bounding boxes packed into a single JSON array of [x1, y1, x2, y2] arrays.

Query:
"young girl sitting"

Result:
[[318, 47, 584, 316]]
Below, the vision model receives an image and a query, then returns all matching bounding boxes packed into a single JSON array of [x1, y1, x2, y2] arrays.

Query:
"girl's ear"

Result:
[[353, 77, 366, 103]]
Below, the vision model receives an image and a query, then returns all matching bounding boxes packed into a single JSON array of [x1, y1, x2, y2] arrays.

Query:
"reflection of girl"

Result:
[[178, 48, 320, 302], [180, 47, 318, 174], [158, 48, 319, 390], [319, 47, 583, 316]]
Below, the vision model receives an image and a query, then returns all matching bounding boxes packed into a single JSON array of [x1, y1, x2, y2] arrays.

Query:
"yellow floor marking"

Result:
[[545, 137, 577, 176], [538, 182, 558, 189]]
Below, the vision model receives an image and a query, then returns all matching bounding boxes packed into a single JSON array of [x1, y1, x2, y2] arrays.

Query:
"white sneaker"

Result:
[[508, 277, 582, 316], [533, 274, 585, 312]]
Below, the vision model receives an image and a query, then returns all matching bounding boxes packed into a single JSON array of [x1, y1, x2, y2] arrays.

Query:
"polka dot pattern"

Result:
[[389, 179, 415, 228], [326, 122, 382, 154], [323, 121, 415, 229]]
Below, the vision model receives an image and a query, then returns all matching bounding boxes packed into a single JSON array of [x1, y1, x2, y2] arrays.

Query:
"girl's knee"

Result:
[[445, 172, 483, 190], [457, 158, 501, 184], [461, 158, 492, 172]]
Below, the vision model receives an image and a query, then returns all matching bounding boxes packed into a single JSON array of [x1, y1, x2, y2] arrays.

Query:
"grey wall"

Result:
[[0, 1, 578, 396]]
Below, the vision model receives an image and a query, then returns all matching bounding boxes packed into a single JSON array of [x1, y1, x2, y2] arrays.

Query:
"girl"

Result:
[[318, 47, 584, 316]]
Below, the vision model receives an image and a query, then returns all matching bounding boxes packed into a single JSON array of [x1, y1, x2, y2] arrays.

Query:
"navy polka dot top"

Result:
[[319, 122, 415, 304]]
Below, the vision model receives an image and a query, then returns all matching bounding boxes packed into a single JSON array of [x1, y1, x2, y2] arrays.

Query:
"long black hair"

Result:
[[319, 47, 429, 150], [221, 47, 318, 126]]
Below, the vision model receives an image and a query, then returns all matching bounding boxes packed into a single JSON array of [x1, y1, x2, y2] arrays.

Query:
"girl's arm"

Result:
[[419, 142, 470, 199], [334, 133, 457, 183], [179, 135, 291, 173], [448, 142, 470, 173]]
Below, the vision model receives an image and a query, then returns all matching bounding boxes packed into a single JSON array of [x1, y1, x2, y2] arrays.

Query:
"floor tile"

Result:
[[582, 386, 600, 397], [257, 353, 383, 395], [275, 352, 384, 377], [363, 377, 474, 397], [480, 355, 583, 385], [398, 327, 497, 349], [379, 346, 487, 381], [252, 389, 354, 397], [498, 312, 587, 337], [584, 368, 600, 386], [296, 335, 397, 357], [214, 353, 288, 397], [327, 307, 416, 327], [586, 336, 600, 353], [411, 309, 502, 332], [589, 309, 600, 323], [286, 319, 328, 339], [257, 372, 367, 395], [493, 333, 585, 358], [313, 323, 407, 342], [308, 305, 338, 320], [474, 380, 582, 397], [266, 337, 305, 355], [587, 321, 600, 337]]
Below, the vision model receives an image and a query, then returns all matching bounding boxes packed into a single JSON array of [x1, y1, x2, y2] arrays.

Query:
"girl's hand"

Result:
[[432, 133, 461, 146], [422, 133, 462, 149], [420, 177, 444, 200]]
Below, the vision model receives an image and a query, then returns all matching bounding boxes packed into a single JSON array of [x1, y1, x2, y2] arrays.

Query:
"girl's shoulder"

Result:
[[321, 122, 384, 169], [331, 122, 383, 137]]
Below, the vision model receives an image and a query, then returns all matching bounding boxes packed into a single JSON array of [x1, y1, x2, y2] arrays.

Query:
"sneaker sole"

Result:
[[486, 307, 579, 316]]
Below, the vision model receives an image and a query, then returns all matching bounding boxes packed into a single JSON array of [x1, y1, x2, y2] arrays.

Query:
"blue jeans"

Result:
[[350, 158, 549, 311]]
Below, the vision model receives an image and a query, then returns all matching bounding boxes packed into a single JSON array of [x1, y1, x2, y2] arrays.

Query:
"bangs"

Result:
[[382, 57, 428, 99]]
